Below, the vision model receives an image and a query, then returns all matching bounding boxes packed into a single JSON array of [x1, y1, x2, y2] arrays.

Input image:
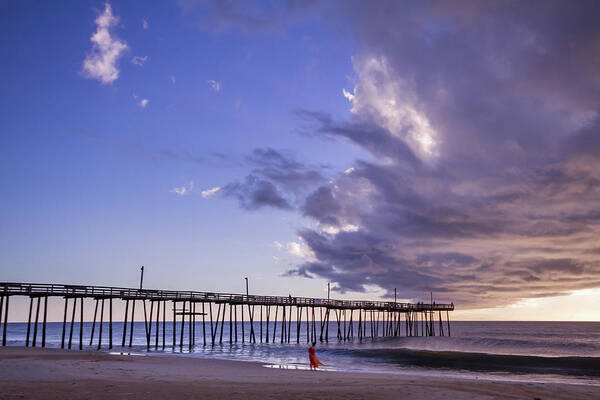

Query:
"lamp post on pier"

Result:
[[245, 277, 249, 297], [140, 266, 144, 290]]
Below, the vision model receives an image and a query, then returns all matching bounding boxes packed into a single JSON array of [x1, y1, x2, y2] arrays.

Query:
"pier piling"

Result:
[[0, 282, 455, 350]]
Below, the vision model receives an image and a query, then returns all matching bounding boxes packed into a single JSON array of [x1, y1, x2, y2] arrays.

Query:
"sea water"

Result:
[[3, 321, 600, 384]]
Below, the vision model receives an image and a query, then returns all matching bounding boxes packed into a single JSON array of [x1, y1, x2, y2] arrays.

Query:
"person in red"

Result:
[[308, 341, 323, 370]]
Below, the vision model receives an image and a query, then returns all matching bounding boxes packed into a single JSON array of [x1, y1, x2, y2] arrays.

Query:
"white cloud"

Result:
[[201, 186, 221, 198], [321, 223, 360, 235], [342, 88, 354, 102], [82, 3, 128, 84], [207, 80, 221, 92], [131, 55, 148, 66], [139, 98, 149, 108], [171, 186, 187, 196], [344, 167, 355, 175], [170, 75, 176, 84], [342, 224, 359, 232], [285, 241, 315, 260], [345, 56, 438, 161], [171, 181, 194, 196], [274, 239, 315, 260], [142, 18, 148, 30]]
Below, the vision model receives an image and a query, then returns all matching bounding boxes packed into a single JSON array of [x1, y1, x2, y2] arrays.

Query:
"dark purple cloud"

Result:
[[221, 174, 292, 210], [215, 1, 600, 308], [219, 148, 327, 210]]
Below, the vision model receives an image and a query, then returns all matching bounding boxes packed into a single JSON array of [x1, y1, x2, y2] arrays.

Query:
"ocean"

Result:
[[3, 321, 600, 385]]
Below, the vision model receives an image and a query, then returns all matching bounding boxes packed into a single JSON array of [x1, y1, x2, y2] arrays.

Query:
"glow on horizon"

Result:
[[453, 288, 600, 321]]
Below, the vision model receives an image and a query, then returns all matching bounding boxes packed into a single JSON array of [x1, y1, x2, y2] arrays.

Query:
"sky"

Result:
[[1, 0, 600, 321]]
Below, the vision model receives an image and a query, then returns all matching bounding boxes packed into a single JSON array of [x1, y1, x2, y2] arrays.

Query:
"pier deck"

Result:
[[0, 281, 454, 350]]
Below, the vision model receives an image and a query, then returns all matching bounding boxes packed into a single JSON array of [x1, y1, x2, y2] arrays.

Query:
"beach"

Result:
[[1, 347, 597, 400]]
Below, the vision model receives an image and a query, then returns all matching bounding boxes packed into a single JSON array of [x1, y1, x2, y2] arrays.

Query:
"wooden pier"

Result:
[[0, 282, 454, 350]]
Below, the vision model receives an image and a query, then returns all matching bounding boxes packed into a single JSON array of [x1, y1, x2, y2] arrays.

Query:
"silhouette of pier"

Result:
[[0, 282, 454, 351]]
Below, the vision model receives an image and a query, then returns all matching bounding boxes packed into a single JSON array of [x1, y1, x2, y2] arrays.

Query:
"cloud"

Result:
[[171, 181, 194, 196], [342, 88, 354, 102], [199, 147, 326, 211], [171, 186, 188, 196], [280, 0, 600, 307], [82, 3, 128, 84], [202, 2, 600, 308], [170, 75, 176, 84], [221, 174, 292, 210], [273, 238, 316, 272], [247, 148, 325, 193], [201, 186, 221, 198], [284, 241, 315, 259], [207, 79, 221, 92], [142, 17, 148, 30], [139, 98, 149, 108], [180, 0, 320, 34], [343, 56, 438, 161], [131, 55, 148, 66], [70, 126, 214, 166]]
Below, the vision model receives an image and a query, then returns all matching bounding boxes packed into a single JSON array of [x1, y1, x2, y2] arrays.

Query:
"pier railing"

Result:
[[0, 281, 455, 349], [0, 282, 453, 311]]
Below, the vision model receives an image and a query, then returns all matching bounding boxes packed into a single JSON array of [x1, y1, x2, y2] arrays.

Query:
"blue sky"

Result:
[[0, 1, 356, 297], [2, 1, 600, 321]]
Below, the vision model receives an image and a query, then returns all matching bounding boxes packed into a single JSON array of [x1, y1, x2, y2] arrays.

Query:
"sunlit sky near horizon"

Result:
[[1, 1, 600, 321]]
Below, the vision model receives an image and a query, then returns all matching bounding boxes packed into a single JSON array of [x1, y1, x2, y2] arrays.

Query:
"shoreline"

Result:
[[1, 347, 599, 399]]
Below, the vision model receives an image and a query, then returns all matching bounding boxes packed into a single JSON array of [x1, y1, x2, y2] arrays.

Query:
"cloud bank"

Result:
[[208, 0, 600, 308]]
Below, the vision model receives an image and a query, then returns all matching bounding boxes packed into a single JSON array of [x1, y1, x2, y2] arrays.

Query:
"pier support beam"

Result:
[[156, 300, 161, 350], [78, 297, 83, 350], [90, 299, 98, 346], [172, 301, 176, 348], [69, 297, 76, 349], [61, 297, 68, 348], [1, 295, 7, 346], [129, 299, 136, 348], [26, 297, 33, 347], [122, 299, 129, 347], [202, 302, 206, 346], [98, 298, 105, 350], [33, 297, 40, 347], [180, 300, 186, 350]]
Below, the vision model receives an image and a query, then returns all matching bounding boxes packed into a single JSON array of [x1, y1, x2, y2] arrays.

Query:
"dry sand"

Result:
[[0, 347, 598, 399]]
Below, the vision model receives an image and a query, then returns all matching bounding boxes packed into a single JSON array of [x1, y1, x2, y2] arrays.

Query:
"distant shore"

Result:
[[0, 347, 598, 399]]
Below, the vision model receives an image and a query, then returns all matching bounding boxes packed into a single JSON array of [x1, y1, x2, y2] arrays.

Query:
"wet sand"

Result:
[[0, 347, 598, 399]]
